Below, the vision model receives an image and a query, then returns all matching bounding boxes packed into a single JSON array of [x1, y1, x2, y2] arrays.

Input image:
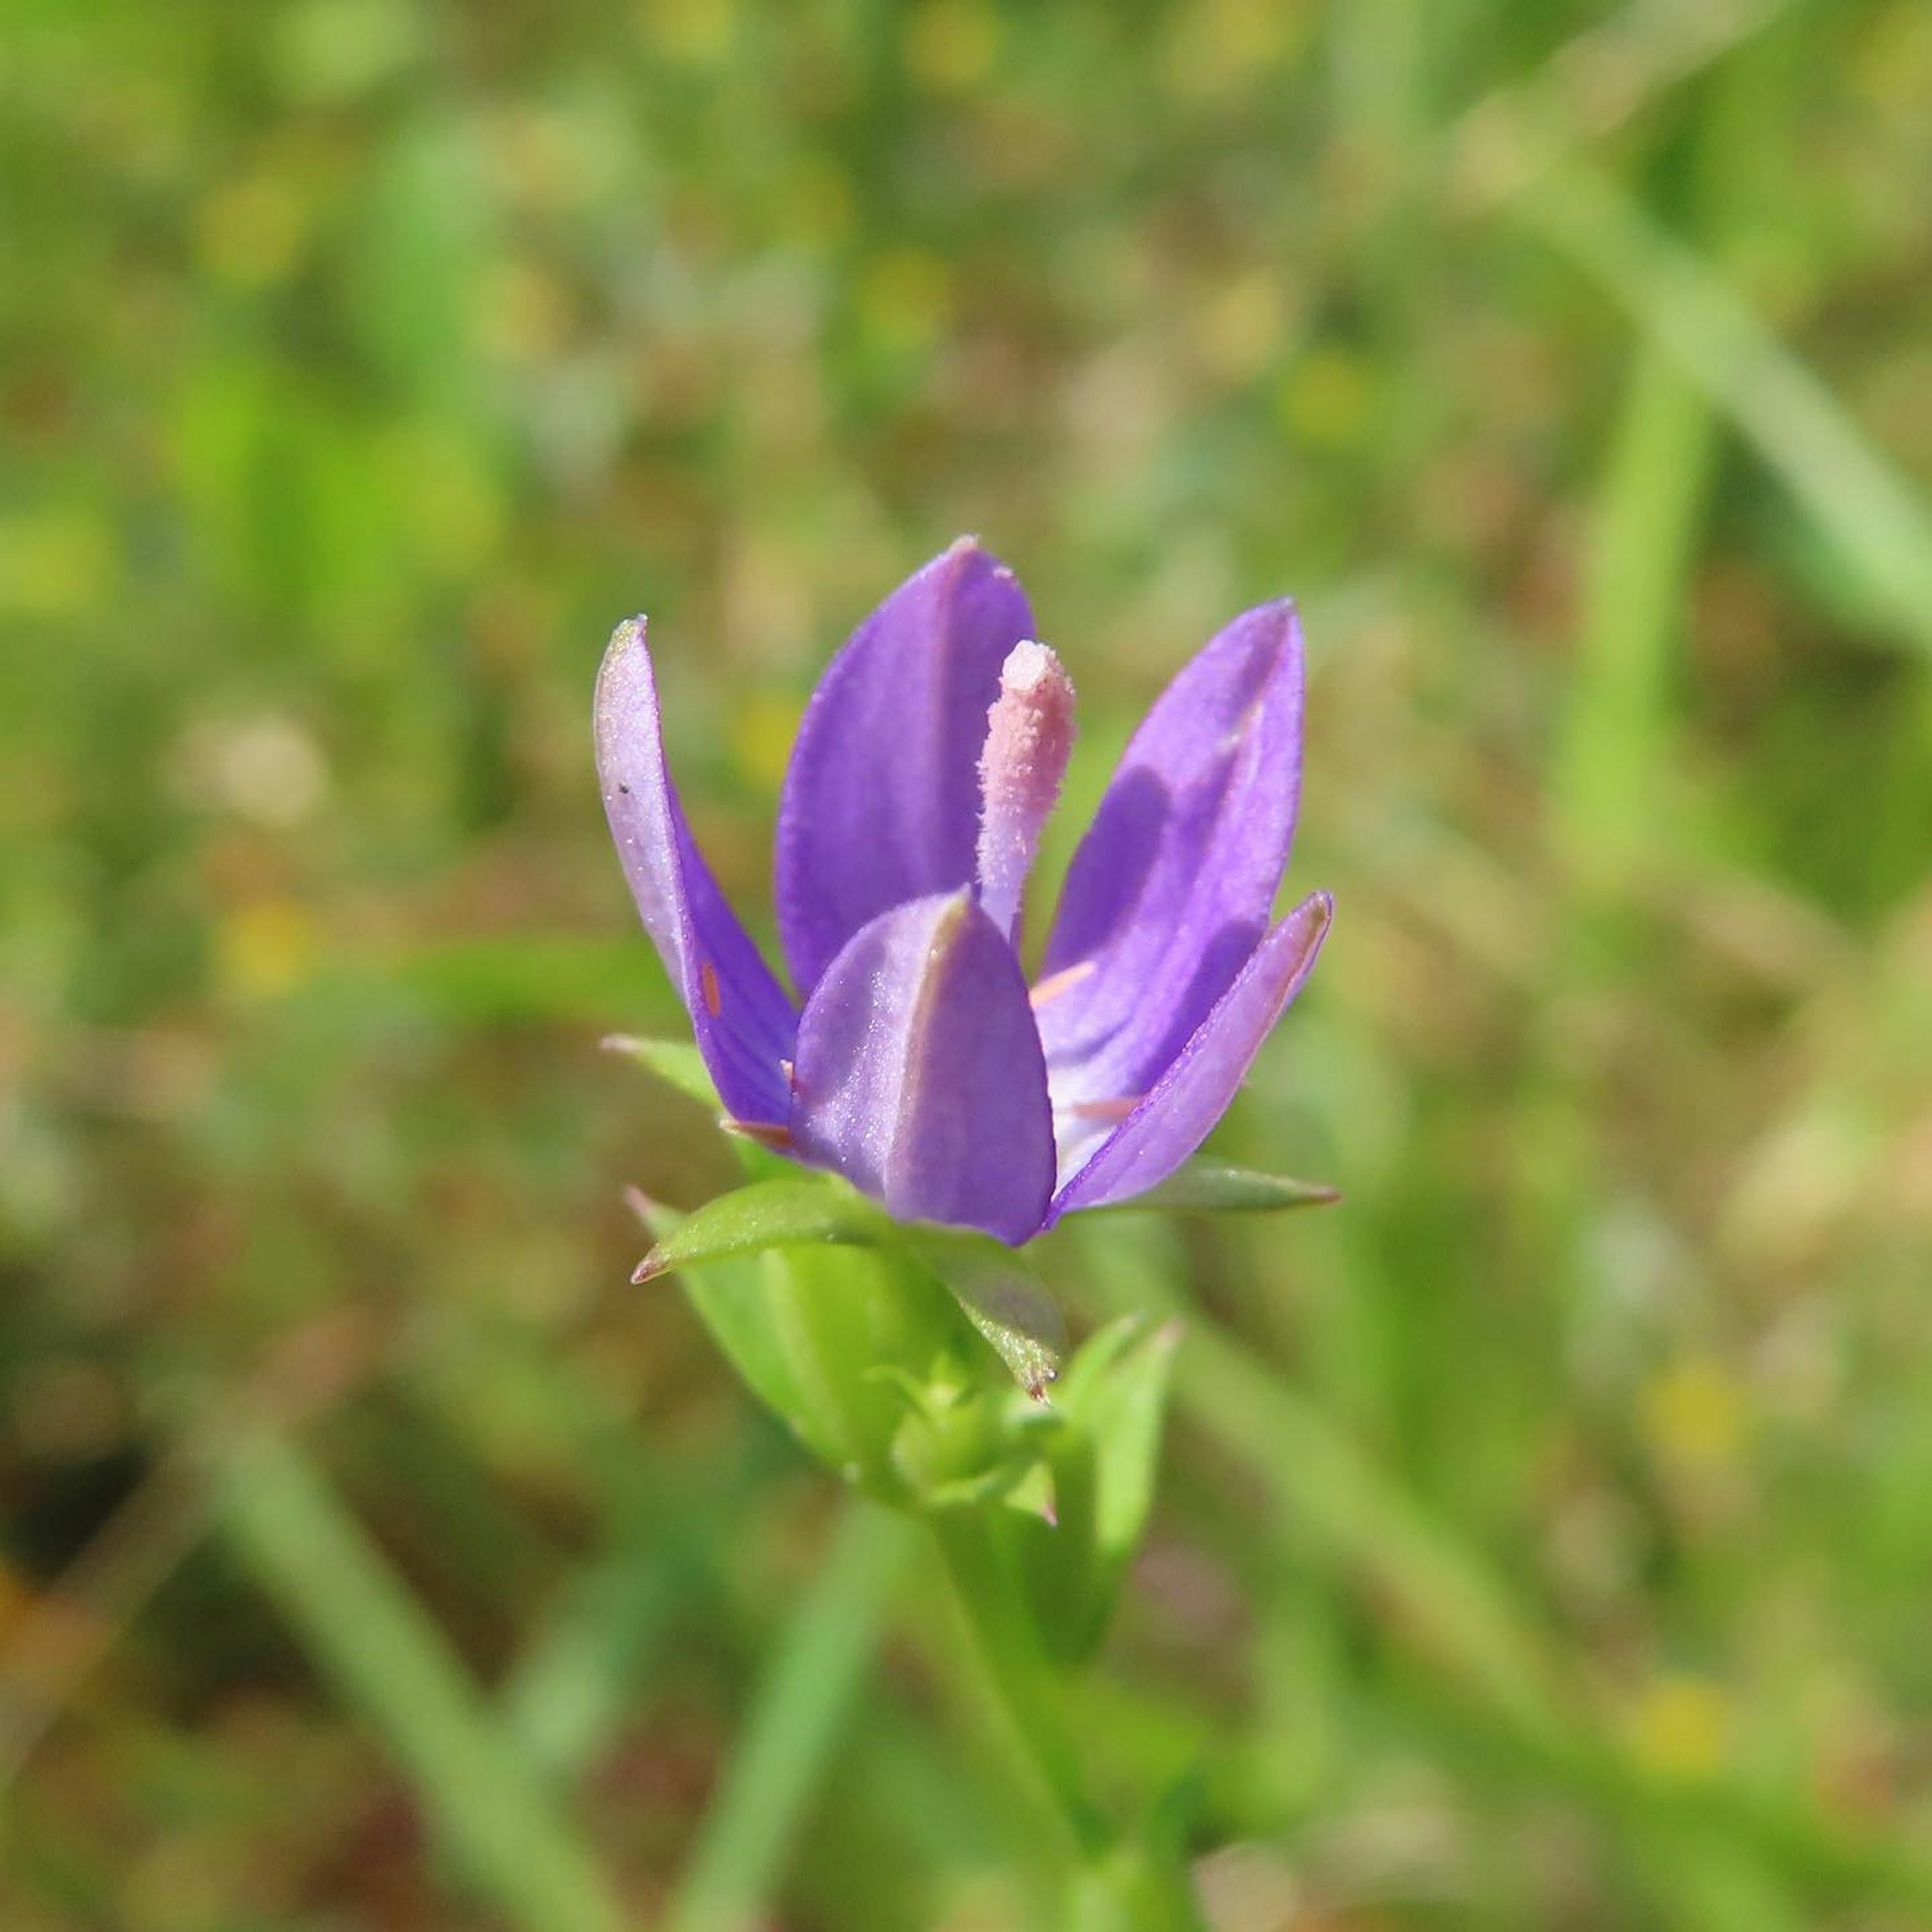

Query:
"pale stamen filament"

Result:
[[1028, 959, 1095, 1011]]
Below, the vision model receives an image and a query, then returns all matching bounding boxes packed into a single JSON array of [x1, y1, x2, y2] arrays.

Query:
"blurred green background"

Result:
[[5, 0, 1932, 1924]]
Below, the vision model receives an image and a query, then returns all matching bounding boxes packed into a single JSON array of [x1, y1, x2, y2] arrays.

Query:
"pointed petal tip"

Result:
[[941, 532, 1011, 573], [1297, 888, 1335, 948], [630, 1249, 668, 1284], [1044, 891, 1333, 1223], [594, 614, 648, 691]]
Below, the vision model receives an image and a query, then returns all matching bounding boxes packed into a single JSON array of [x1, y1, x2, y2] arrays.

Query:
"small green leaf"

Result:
[[601, 1034, 718, 1109], [1103, 1162, 1341, 1214], [1003, 1318, 1181, 1665], [1083, 1322, 1181, 1575], [912, 1233, 1066, 1398], [631, 1175, 890, 1282]]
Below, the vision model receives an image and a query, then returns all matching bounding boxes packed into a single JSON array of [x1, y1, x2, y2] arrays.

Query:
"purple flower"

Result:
[[596, 539, 1331, 1246]]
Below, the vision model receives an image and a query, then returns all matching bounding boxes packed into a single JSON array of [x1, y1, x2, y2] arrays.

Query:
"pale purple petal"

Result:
[[788, 892, 1055, 1245], [774, 540, 1034, 993], [1046, 893, 1331, 1222], [595, 618, 797, 1126], [1036, 600, 1305, 1111]]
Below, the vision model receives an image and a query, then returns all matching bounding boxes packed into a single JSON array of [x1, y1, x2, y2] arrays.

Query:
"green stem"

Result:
[[665, 1500, 917, 1932], [927, 1510, 1114, 1865]]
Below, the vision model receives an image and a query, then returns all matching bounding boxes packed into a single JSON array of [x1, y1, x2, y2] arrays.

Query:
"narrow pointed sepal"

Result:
[[912, 1230, 1067, 1398], [1048, 892, 1332, 1222], [1087, 1163, 1340, 1214], [788, 891, 1056, 1245], [629, 1173, 892, 1283]]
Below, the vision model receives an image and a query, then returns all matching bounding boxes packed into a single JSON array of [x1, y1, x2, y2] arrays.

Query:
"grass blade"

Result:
[[218, 1429, 627, 1932], [665, 1500, 917, 1932], [1521, 164, 1932, 658]]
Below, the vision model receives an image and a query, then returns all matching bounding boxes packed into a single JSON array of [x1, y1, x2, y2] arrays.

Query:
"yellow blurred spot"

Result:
[[219, 899, 316, 1000], [476, 258, 575, 366], [488, 106, 622, 212], [780, 155, 856, 251], [644, 0, 737, 67], [385, 427, 506, 576], [1641, 1356, 1746, 1472], [904, 0, 1001, 93], [1628, 1674, 1731, 1780], [197, 175, 310, 288], [731, 691, 803, 791], [1166, 0, 1305, 99], [1275, 346, 1373, 449], [0, 510, 118, 617], [1198, 270, 1286, 384], [272, 0, 423, 100], [858, 247, 952, 354]]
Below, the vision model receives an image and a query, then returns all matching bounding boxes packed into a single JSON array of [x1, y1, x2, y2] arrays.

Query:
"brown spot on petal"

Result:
[[699, 959, 721, 1017]]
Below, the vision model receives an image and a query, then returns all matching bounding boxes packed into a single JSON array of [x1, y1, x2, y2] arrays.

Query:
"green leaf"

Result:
[[1101, 1162, 1341, 1214], [912, 1233, 1066, 1398], [630, 1174, 888, 1282], [601, 1033, 719, 1110], [1006, 1319, 1181, 1666], [1081, 1322, 1181, 1577]]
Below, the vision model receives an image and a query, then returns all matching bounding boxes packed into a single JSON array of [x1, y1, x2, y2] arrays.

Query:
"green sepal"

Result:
[[626, 1193, 833, 1466], [629, 1172, 890, 1282], [1095, 1161, 1340, 1214], [599, 1033, 719, 1108], [909, 1230, 1068, 1400]]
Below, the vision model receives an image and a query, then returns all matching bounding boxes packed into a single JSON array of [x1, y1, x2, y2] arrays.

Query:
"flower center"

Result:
[[975, 640, 1077, 944]]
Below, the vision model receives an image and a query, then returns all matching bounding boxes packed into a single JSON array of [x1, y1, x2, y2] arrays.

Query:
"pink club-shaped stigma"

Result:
[[975, 641, 1078, 944], [596, 540, 1330, 1244]]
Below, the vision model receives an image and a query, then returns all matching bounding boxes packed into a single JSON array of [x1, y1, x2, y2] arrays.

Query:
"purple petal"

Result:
[[788, 892, 1055, 1245], [774, 540, 1035, 993], [1047, 893, 1332, 1222], [1036, 600, 1305, 1110], [595, 618, 797, 1126]]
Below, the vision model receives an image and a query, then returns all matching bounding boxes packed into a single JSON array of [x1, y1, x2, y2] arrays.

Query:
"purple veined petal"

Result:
[[1045, 892, 1331, 1222], [1035, 599, 1305, 1111], [595, 618, 797, 1128], [774, 539, 1035, 994], [788, 891, 1056, 1245]]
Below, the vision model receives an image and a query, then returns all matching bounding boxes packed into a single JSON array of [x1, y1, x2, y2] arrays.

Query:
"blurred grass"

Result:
[[5, 0, 1932, 1926]]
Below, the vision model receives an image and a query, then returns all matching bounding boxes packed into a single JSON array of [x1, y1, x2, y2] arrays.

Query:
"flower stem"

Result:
[[931, 1508, 1211, 1928], [927, 1509, 1114, 1865]]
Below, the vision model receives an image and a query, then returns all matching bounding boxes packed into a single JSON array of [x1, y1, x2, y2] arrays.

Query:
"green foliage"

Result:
[[7, 0, 1932, 1925]]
